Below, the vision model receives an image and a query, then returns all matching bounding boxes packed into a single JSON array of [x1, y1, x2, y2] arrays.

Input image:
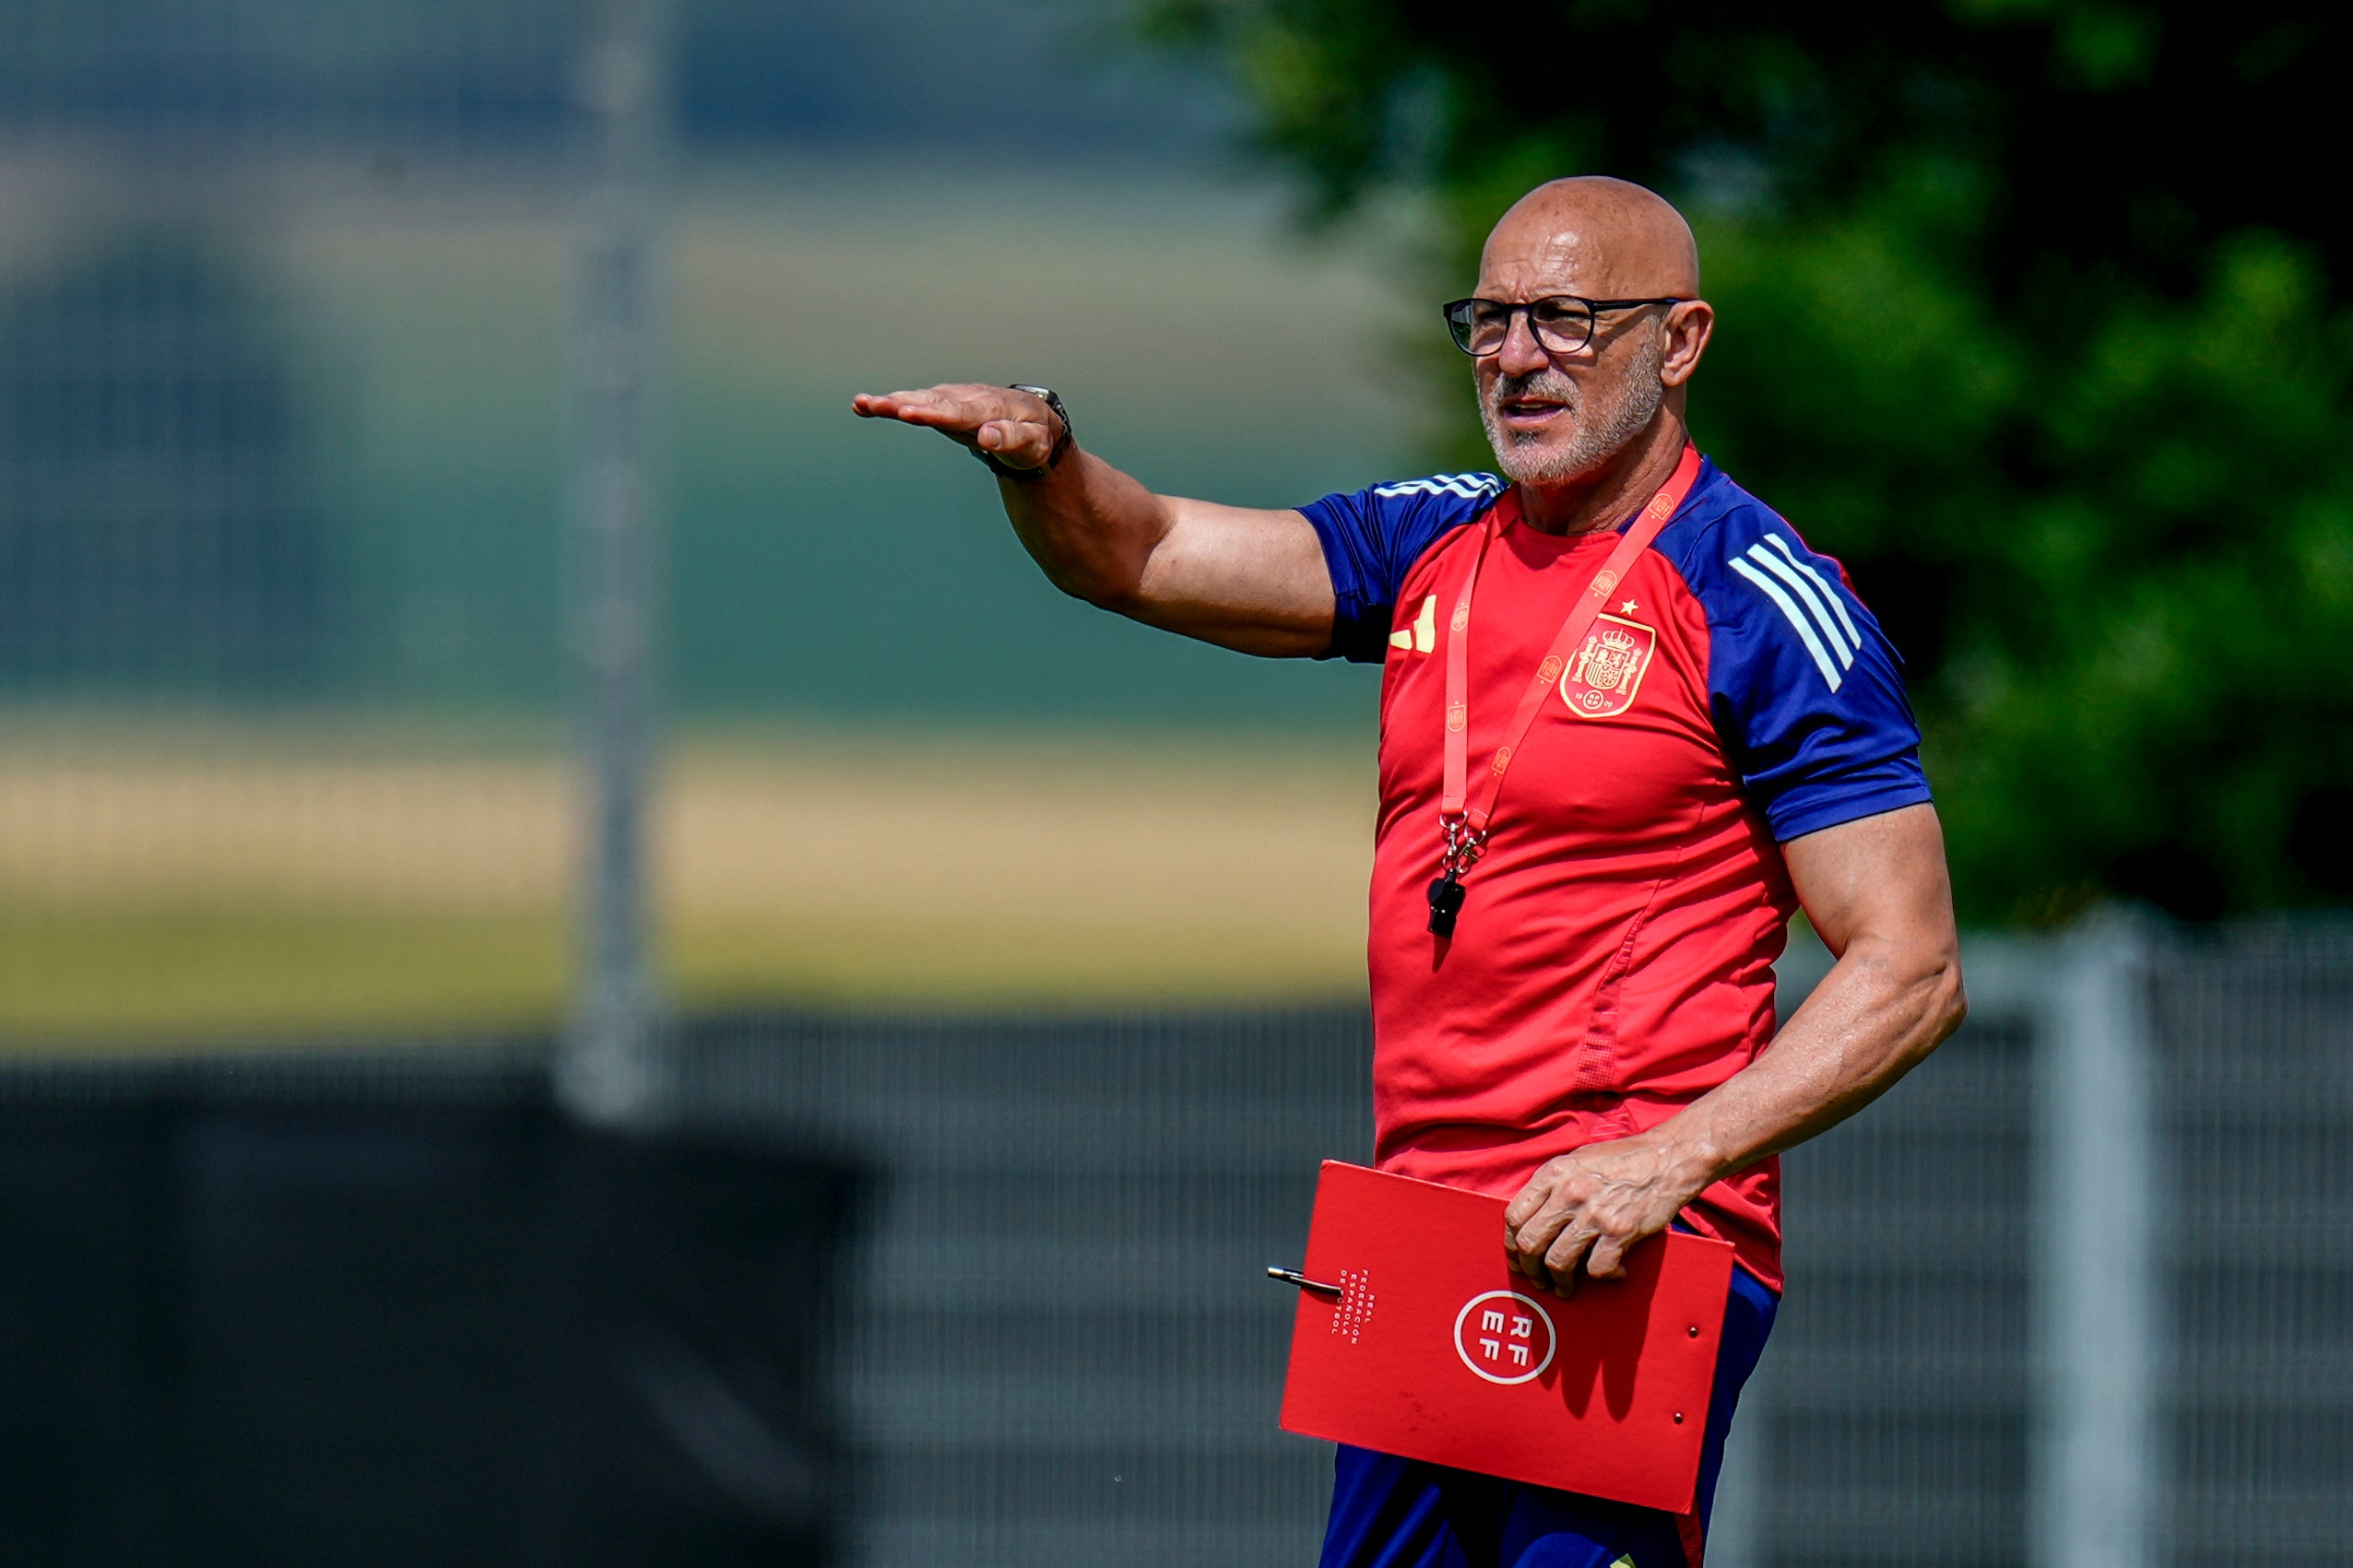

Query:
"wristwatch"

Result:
[[972, 384, 1073, 480]]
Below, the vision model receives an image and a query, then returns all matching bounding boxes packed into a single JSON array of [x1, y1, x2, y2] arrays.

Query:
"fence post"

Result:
[[2031, 910, 2158, 1568], [558, 0, 673, 1127]]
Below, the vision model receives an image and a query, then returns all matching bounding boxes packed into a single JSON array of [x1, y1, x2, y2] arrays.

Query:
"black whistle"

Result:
[[1426, 872, 1466, 937]]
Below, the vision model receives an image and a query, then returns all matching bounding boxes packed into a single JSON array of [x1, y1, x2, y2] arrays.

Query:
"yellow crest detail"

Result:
[[1558, 613, 1658, 719]]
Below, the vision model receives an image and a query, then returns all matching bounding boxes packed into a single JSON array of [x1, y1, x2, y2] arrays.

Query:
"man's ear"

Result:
[[1659, 301, 1714, 389]]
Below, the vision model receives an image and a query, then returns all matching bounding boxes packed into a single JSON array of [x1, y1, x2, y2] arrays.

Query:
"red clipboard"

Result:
[[1277, 1161, 1734, 1514]]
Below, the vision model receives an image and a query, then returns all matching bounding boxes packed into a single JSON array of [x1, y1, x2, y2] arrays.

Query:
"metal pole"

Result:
[[557, 0, 671, 1126], [2031, 909, 2158, 1568]]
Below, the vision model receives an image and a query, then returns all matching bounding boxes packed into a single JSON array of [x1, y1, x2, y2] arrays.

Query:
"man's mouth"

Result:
[[1497, 395, 1569, 428]]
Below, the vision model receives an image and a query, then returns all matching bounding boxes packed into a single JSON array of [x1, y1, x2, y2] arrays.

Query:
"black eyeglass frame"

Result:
[[1441, 294, 1691, 357]]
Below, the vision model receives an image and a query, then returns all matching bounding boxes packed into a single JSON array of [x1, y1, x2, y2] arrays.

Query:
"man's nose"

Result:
[[1495, 310, 1552, 377]]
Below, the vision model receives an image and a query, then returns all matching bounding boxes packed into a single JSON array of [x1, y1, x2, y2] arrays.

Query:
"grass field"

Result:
[[0, 718, 1376, 1049]]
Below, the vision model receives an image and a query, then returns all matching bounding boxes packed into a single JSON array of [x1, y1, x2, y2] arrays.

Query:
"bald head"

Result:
[[1467, 177, 1714, 521], [1481, 176, 1699, 300]]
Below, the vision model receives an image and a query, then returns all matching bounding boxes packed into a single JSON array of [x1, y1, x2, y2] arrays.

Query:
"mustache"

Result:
[[1487, 370, 1579, 407]]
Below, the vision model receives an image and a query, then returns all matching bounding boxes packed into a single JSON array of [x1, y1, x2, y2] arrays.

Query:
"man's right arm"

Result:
[[850, 383, 1337, 658]]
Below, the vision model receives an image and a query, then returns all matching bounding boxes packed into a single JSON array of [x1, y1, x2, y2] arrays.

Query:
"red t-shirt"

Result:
[[1302, 461, 1931, 1291]]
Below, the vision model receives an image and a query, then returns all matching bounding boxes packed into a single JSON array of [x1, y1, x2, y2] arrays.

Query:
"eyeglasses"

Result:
[[1441, 295, 1689, 358]]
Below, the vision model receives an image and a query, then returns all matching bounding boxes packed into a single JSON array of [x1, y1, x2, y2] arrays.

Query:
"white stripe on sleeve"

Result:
[[1730, 555, 1845, 691], [1370, 474, 1504, 501], [1744, 542, 1855, 669], [1762, 534, 1862, 646]]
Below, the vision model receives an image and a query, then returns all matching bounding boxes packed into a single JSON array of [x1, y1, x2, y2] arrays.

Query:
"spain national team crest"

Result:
[[1559, 613, 1657, 718]]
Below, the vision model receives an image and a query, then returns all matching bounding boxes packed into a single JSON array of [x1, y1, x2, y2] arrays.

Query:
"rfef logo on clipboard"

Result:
[[1276, 1161, 1734, 1514]]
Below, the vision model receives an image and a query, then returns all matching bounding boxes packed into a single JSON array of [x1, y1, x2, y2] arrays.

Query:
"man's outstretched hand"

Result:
[[847, 379, 1339, 658], [851, 383, 1063, 473]]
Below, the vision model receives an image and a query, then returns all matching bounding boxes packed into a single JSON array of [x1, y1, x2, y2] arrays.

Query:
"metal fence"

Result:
[[609, 921, 2353, 1566], [706, 919, 2341, 1568], [0, 0, 1402, 1052], [2149, 928, 2353, 1567], [0, 0, 596, 1047], [1722, 921, 2352, 1568], [0, 919, 2345, 1563], [678, 1005, 1370, 1567]]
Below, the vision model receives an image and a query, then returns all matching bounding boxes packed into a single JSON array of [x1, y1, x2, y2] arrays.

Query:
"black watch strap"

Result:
[[973, 384, 1072, 480]]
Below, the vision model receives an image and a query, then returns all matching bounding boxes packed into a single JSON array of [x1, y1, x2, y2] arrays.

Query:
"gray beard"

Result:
[[1480, 339, 1667, 489]]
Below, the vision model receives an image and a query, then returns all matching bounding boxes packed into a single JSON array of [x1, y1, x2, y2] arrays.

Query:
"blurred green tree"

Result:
[[1140, 0, 2353, 924]]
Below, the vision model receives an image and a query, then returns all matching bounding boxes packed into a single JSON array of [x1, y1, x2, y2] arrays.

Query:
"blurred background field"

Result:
[[14, 0, 2349, 1043], [0, 135, 1416, 1042], [0, 716, 1375, 1041]]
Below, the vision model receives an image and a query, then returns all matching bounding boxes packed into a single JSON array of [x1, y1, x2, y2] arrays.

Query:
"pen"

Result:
[[1266, 1266, 1342, 1295]]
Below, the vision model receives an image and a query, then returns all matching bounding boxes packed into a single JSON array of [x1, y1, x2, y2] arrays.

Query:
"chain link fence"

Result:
[[1722, 924, 2352, 1568], [0, 0, 591, 1043], [2150, 930, 2353, 1566], [4, 923, 2340, 1563], [739, 924, 2349, 1568], [0, 0, 1402, 1048]]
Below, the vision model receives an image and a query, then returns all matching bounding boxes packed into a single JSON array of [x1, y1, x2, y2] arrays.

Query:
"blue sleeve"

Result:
[[1678, 501, 1933, 842], [1297, 474, 1503, 662]]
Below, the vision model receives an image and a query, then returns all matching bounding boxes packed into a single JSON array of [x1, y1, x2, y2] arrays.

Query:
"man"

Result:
[[853, 176, 1966, 1568]]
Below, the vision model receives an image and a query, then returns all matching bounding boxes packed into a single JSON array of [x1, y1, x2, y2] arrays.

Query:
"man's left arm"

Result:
[[1503, 801, 1968, 1293]]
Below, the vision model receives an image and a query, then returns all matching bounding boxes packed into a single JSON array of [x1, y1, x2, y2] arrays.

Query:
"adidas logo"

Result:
[[1389, 595, 1439, 654]]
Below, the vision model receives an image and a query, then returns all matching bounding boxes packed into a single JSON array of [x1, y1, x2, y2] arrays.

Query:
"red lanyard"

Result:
[[1427, 443, 1702, 936]]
